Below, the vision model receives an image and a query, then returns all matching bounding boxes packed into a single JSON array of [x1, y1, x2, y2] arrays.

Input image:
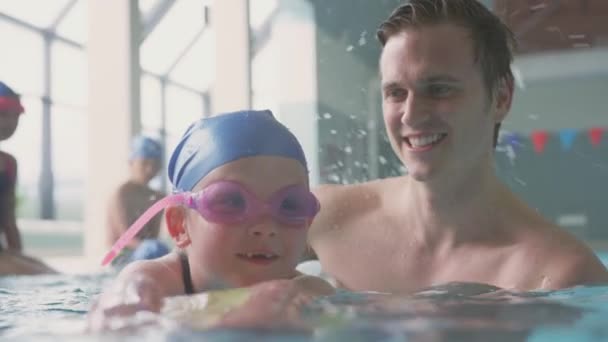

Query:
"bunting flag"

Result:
[[558, 129, 577, 151], [588, 127, 604, 147], [531, 130, 549, 154]]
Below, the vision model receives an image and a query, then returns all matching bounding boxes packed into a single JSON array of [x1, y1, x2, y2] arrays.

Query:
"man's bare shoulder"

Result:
[[519, 222, 608, 289], [312, 177, 403, 229]]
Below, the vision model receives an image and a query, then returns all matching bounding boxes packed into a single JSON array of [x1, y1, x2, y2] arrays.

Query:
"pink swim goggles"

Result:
[[102, 180, 320, 266]]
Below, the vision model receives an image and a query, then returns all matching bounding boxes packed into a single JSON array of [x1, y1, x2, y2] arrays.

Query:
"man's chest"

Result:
[[315, 225, 433, 293], [317, 227, 538, 293]]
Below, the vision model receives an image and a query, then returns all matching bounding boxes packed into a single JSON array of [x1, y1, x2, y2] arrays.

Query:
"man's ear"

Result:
[[166, 206, 191, 248], [493, 76, 514, 123]]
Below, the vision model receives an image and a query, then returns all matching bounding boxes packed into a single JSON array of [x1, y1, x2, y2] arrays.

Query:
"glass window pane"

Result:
[[249, 0, 278, 31], [139, 0, 162, 19], [0, 21, 44, 96], [1, 96, 43, 219], [51, 41, 88, 107], [55, 0, 87, 45], [141, 74, 163, 129], [51, 104, 86, 220], [165, 85, 202, 136], [0, 0, 71, 29], [251, 43, 279, 115], [168, 28, 215, 92], [140, 0, 207, 74]]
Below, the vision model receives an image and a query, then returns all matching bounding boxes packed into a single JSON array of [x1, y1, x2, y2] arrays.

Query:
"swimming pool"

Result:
[[1, 256, 608, 341]]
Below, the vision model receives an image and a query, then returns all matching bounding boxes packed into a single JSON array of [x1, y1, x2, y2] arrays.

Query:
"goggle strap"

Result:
[[101, 194, 186, 266]]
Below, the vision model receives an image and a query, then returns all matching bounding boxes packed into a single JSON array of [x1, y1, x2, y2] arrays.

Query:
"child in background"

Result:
[[0, 81, 55, 275], [105, 135, 168, 266], [90, 110, 334, 329]]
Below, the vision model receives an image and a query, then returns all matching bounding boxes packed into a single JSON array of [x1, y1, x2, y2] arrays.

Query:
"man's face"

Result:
[[379, 23, 508, 182]]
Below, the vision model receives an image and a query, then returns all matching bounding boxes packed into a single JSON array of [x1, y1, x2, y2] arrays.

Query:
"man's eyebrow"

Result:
[[381, 81, 402, 91], [420, 75, 461, 84], [382, 75, 461, 89]]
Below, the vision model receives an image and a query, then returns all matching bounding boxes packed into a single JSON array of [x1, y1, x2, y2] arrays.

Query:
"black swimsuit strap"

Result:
[[179, 252, 194, 294]]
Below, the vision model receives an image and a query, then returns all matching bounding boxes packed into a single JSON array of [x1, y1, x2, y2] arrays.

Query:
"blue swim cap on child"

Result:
[[130, 136, 163, 161], [168, 109, 308, 192]]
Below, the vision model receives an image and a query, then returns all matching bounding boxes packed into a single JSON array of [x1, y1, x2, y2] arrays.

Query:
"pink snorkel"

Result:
[[101, 194, 187, 266]]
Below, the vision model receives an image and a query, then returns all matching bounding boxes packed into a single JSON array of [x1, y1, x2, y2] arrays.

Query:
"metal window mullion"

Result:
[[0, 12, 83, 50], [40, 34, 55, 219], [159, 77, 168, 192]]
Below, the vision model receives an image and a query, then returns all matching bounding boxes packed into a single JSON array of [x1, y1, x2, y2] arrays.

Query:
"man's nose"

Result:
[[400, 94, 430, 127]]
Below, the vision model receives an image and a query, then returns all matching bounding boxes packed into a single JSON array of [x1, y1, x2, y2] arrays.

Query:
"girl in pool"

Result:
[[90, 110, 334, 328]]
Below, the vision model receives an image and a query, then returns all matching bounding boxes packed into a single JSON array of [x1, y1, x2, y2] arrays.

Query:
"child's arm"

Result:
[[214, 275, 334, 328], [1, 154, 22, 251], [292, 274, 335, 297], [3, 198, 22, 251], [87, 255, 181, 331]]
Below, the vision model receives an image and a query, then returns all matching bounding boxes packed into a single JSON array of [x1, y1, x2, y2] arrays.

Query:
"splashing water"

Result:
[[3, 273, 608, 341]]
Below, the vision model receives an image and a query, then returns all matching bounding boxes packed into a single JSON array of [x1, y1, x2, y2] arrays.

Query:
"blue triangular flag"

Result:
[[558, 129, 577, 150], [504, 132, 521, 149]]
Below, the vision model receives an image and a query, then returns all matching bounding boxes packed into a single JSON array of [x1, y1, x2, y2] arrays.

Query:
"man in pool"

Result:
[[304, 0, 608, 293]]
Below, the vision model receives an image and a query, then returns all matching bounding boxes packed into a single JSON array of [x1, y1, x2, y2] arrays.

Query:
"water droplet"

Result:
[[323, 113, 332, 119], [346, 45, 354, 52], [514, 177, 527, 186], [344, 146, 353, 154], [358, 38, 367, 47], [330, 129, 337, 135], [379, 156, 387, 165]]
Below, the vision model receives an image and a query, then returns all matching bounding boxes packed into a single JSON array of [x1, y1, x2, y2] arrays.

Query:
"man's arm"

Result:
[[306, 184, 344, 258]]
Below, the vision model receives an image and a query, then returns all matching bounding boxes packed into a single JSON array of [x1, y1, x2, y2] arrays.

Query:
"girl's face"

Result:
[[181, 156, 311, 287], [0, 110, 20, 141]]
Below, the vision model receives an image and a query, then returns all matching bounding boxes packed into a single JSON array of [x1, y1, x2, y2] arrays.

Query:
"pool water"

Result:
[[1, 257, 608, 342]]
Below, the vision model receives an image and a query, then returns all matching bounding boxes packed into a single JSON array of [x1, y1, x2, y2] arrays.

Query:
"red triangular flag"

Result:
[[531, 130, 549, 154], [588, 127, 604, 147]]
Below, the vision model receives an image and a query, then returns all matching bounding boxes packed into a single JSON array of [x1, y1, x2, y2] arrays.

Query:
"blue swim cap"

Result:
[[130, 136, 163, 161], [0, 81, 19, 98], [0, 81, 24, 114], [168, 109, 308, 192]]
